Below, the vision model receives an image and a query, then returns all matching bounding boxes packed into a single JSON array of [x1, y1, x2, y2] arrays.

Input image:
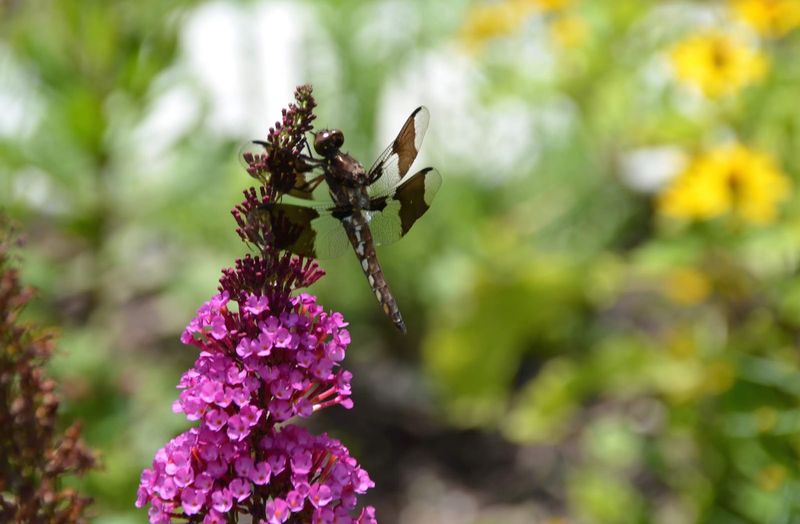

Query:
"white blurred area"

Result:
[[0, 0, 570, 202], [130, 1, 309, 170], [145, 0, 557, 184], [179, 1, 308, 139], [0, 45, 42, 141], [619, 146, 687, 193]]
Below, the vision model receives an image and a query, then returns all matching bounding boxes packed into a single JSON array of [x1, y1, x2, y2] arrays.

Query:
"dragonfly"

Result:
[[249, 107, 441, 333]]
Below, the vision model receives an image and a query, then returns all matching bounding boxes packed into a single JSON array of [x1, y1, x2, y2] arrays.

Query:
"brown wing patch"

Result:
[[253, 203, 353, 259], [365, 167, 441, 246], [393, 107, 423, 178], [254, 204, 321, 257], [366, 107, 429, 195], [398, 167, 434, 234]]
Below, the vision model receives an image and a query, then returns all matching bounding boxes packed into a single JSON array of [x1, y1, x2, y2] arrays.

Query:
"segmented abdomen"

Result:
[[342, 213, 406, 333]]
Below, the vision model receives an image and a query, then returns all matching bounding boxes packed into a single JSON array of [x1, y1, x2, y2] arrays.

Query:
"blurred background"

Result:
[[3, 0, 800, 522]]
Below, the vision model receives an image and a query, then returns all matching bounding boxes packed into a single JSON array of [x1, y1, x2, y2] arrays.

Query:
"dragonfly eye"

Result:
[[314, 129, 344, 157]]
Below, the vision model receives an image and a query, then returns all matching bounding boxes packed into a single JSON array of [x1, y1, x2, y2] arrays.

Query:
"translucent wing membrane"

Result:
[[256, 167, 440, 258], [248, 106, 436, 260], [237, 140, 266, 173], [254, 203, 351, 259], [367, 107, 430, 198], [285, 173, 330, 201], [367, 167, 441, 246]]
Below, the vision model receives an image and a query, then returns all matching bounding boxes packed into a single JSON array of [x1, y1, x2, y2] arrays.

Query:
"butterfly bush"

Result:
[[175, 292, 353, 426], [136, 86, 377, 523], [0, 224, 97, 522]]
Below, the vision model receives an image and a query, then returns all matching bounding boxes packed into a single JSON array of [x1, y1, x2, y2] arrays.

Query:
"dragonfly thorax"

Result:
[[327, 152, 368, 188]]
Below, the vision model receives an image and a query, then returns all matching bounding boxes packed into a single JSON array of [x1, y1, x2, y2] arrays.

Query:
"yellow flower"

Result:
[[524, 0, 572, 11], [460, 2, 529, 49], [663, 267, 711, 305], [702, 359, 735, 394], [670, 31, 767, 97], [731, 0, 800, 38], [550, 14, 588, 48], [754, 406, 778, 432], [758, 464, 787, 491], [459, 0, 576, 49], [657, 145, 791, 225]]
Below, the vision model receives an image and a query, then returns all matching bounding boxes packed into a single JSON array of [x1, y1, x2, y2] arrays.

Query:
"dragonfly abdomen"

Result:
[[343, 214, 406, 334]]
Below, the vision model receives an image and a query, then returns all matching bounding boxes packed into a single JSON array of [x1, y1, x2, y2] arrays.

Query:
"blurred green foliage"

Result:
[[3, 0, 800, 522]]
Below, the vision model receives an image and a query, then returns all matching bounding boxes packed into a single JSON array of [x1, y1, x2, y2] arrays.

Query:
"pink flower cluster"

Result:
[[176, 292, 353, 426], [261, 426, 375, 524], [136, 292, 375, 522], [137, 425, 375, 524]]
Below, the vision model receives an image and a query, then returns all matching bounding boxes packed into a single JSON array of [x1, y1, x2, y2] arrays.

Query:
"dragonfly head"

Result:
[[313, 129, 344, 158]]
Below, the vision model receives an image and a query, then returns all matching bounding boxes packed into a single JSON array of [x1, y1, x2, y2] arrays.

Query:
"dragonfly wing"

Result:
[[254, 202, 351, 259], [367, 107, 430, 198], [366, 167, 441, 247]]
